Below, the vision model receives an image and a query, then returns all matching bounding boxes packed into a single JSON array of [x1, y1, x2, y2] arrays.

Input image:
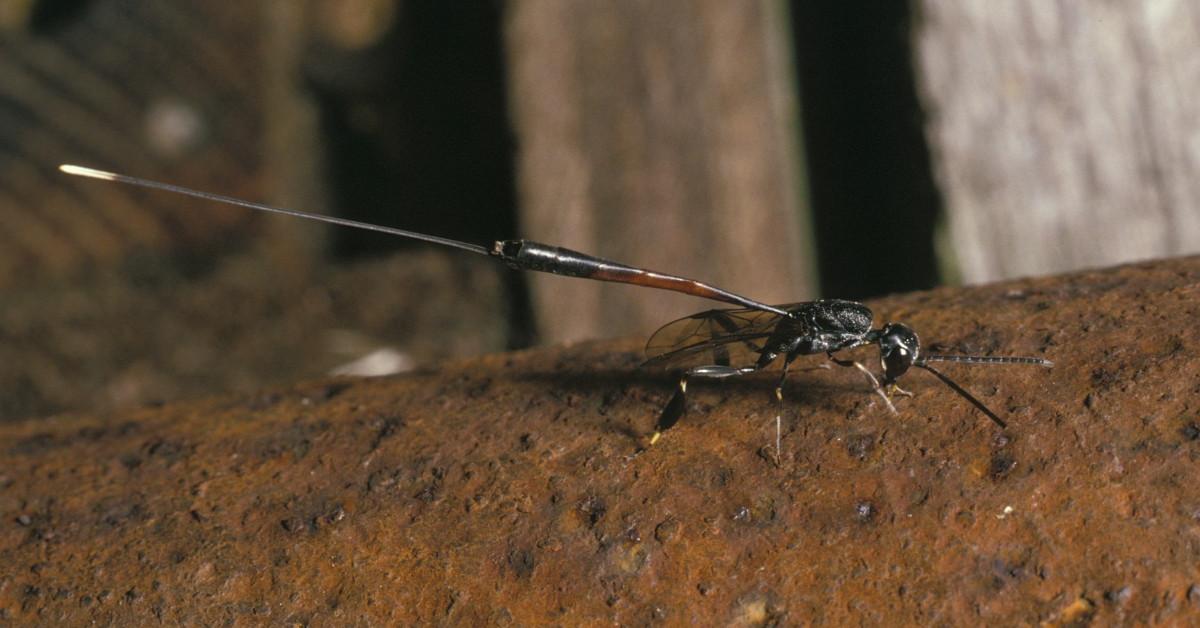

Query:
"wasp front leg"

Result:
[[826, 353, 898, 415]]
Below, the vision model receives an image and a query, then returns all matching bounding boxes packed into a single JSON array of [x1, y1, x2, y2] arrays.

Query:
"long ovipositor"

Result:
[[60, 165, 791, 317]]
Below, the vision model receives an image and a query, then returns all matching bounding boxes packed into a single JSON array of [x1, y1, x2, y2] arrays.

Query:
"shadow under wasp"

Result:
[[60, 164, 1053, 456]]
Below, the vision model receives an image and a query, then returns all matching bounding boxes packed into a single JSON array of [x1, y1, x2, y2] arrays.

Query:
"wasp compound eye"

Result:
[[878, 323, 919, 383]]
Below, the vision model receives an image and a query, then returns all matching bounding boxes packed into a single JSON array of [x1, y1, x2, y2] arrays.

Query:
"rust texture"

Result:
[[2, 257, 1200, 624]]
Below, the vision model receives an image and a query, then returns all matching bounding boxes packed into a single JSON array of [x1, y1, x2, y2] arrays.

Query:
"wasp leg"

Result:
[[651, 378, 688, 445], [650, 365, 755, 445], [827, 354, 898, 415], [887, 383, 914, 398], [772, 355, 799, 463]]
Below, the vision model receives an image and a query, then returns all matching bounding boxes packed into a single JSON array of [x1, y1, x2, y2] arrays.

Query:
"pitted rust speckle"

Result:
[[2, 256, 1200, 624]]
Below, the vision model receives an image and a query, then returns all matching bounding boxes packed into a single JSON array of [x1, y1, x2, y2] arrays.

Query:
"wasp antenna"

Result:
[[915, 363, 1007, 429], [921, 354, 1052, 368]]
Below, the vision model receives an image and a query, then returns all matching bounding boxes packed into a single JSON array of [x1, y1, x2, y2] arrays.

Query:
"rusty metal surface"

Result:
[[1, 257, 1199, 624]]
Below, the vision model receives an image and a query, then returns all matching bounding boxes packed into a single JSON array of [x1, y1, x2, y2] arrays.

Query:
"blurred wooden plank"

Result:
[[0, 250, 506, 422], [915, 1, 1200, 283], [505, 0, 814, 344], [0, 2, 518, 423]]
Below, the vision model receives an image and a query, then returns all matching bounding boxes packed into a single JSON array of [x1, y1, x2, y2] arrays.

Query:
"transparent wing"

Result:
[[643, 303, 806, 369]]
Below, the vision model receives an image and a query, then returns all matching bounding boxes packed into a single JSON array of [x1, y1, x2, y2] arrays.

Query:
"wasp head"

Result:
[[876, 323, 920, 385]]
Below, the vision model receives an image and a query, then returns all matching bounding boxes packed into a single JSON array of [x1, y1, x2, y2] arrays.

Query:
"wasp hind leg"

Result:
[[650, 365, 754, 445]]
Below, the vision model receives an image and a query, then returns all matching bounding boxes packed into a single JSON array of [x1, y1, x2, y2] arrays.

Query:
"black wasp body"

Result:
[[756, 300, 874, 359], [643, 300, 875, 384], [643, 300, 884, 447], [60, 164, 1053, 457], [642, 298, 1048, 452]]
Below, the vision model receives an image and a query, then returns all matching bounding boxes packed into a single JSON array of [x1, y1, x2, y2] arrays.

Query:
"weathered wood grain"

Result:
[[505, 0, 813, 344], [915, 1, 1200, 282], [0, 2, 271, 287]]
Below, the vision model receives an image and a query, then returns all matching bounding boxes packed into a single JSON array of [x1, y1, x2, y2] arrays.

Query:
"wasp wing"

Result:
[[643, 304, 805, 369]]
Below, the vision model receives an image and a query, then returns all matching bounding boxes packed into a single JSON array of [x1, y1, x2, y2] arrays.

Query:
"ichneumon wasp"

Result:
[[60, 164, 1053, 456]]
